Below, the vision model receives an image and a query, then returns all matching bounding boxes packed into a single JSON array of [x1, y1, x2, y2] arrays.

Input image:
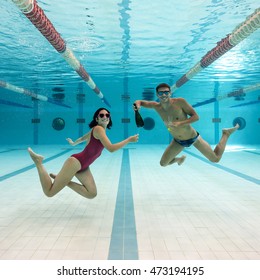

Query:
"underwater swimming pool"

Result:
[[0, 0, 259, 145], [0, 0, 260, 263]]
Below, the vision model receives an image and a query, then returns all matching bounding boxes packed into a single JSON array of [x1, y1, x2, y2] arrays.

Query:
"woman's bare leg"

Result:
[[50, 168, 97, 199], [28, 147, 54, 196], [28, 147, 80, 197], [193, 123, 239, 162]]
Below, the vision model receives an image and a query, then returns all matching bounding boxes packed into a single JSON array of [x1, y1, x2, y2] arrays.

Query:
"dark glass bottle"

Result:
[[133, 103, 144, 127]]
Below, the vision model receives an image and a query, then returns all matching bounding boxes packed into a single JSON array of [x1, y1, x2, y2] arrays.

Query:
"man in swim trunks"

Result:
[[28, 108, 139, 198], [134, 83, 239, 166]]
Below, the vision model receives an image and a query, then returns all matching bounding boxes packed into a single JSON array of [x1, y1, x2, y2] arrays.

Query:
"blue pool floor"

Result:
[[0, 144, 260, 260]]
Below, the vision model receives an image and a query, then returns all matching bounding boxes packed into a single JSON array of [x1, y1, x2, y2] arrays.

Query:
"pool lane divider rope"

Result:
[[192, 83, 260, 108], [171, 8, 260, 92], [108, 149, 138, 260], [0, 148, 73, 182], [11, 0, 111, 107], [0, 80, 72, 108]]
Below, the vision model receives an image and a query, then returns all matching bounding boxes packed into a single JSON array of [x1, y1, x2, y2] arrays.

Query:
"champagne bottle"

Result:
[[133, 103, 144, 127]]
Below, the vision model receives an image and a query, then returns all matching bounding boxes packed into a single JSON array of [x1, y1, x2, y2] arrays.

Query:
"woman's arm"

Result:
[[93, 126, 138, 152], [66, 131, 91, 146]]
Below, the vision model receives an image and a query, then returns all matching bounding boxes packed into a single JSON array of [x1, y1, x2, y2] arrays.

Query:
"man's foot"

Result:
[[28, 147, 44, 164], [222, 123, 239, 136], [177, 155, 186, 166]]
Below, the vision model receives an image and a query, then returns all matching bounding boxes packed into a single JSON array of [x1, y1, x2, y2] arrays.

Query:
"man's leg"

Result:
[[193, 124, 239, 162], [160, 140, 186, 167]]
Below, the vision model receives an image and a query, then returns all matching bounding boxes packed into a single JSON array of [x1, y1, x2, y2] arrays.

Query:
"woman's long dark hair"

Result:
[[89, 108, 112, 129]]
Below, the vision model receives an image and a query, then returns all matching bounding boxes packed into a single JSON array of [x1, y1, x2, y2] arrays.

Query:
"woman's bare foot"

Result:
[[177, 155, 186, 166], [28, 147, 44, 164], [222, 123, 239, 136]]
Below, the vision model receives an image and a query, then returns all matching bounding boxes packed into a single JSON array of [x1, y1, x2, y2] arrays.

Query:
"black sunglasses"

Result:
[[157, 90, 171, 96], [98, 113, 110, 118]]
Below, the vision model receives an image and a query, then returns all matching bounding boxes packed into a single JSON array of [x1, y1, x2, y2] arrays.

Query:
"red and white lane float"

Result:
[[171, 8, 260, 92], [11, 0, 111, 107]]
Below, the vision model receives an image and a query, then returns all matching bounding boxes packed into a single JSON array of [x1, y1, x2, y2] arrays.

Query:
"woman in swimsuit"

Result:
[[28, 108, 139, 199]]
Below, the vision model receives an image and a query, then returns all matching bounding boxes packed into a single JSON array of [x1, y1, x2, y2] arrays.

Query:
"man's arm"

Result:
[[179, 98, 199, 125], [167, 98, 199, 130], [134, 100, 158, 110]]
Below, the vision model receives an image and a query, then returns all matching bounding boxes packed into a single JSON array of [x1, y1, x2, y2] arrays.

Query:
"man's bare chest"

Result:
[[158, 107, 185, 121]]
